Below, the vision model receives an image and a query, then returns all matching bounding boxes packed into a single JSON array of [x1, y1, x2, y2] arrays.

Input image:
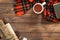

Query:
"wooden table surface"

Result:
[[0, 0, 60, 40]]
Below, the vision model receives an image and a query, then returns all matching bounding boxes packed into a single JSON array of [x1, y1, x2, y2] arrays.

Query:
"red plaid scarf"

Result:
[[14, 0, 60, 22], [14, 0, 44, 16], [43, 0, 60, 22]]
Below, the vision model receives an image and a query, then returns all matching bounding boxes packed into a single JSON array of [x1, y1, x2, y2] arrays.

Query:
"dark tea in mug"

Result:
[[34, 4, 42, 12]]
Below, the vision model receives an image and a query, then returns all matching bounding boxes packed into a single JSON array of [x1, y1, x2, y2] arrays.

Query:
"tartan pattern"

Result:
[[14, 0, 60, 22], [14, 0, 44, 16], [43, 0, 60, 22]]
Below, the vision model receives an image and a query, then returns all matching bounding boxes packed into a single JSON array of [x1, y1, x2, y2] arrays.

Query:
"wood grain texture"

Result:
[[0, 0, 60, 40]]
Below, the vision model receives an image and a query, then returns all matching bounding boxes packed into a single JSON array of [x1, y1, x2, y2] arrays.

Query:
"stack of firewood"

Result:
[[0, 20, 19, 40]]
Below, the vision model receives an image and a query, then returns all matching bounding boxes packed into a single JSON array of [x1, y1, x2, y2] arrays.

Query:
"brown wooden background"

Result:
[[0, 0, 60, 40]]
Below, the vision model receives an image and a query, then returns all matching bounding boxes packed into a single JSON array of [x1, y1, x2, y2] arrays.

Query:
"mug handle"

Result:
[[42, 2, 46, 6]]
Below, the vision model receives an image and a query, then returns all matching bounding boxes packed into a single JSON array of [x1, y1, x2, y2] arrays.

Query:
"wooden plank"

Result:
[[10, 22, 60, 32], [0, 14, 42, 23], [17, 32, 60, 40], [0, 0, 15, 3]]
